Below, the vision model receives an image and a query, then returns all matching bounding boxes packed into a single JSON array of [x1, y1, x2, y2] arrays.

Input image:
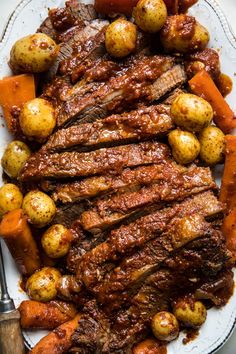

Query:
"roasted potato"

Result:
[[199, 126, 225, 165], [160, 15, 210, 53], [0, 184, 23, 218], [26, 267, 61, 302], [133, 0, 167, 33], [151, 311, 179, 342], [105, 19, 137, 58], [19, 98, 56, 141], [171, 93, 213, 132], [42, 224, 73, 259], [173, 298, 207, 328], [9, 33, 59, 73], [1, 140, 31, 179], [168, 129, 200, 165], [22, 191, 56, 228]]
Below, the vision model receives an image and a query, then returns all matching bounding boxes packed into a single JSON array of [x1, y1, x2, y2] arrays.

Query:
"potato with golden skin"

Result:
[[133, 0, 167, 33], [22, 191, 56, 228], [160, 15, 210, 53], [173, 298, 207, 328], [0, 184, 23, 218], [105, 19, 137, 58], [171, 93, 213, 132], [199, 126, 225, 165], [26, 267, 61, 302], [151, 311, 179, 342], [9, 33, 59, 73], [168, 129, 200, 165], [42, 224, 73, 259], [19, 98, 56, 142], [1, 140, 31, 178]]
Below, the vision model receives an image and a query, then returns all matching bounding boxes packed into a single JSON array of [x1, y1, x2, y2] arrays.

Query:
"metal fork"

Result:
[[0, 241, 25, 354]]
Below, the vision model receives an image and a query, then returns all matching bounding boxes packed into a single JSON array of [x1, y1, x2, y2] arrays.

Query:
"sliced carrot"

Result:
[[189, 69, 236, 133], [0, 74, 35, 133], [29, 314, 81, 354], [0, 209, 41, 275], [220, 136, 236, 210], [19, 300, 77, 330], [222, 208, 236, 261]]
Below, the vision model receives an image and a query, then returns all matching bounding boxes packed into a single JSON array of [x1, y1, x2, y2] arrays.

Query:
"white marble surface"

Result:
[[0, 0, 236, 353]]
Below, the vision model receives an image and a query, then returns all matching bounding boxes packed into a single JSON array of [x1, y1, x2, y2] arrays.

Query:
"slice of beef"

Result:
[[56, 56, 177, 127], [77, 191, 224, 289], [149, 64, 187, 101], [40, 20, 108, 85], [80, 165, 216, 233], [41, 104, 173, 154], [105, 229, 230, 352], [19, 141, 170, 182], [52, 52, 151, 106], [59, 23, 108, 78], [52, 162, 186, 204]]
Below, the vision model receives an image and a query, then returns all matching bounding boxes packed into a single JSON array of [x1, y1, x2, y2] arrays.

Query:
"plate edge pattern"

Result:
[[0, 0, 36, 48]]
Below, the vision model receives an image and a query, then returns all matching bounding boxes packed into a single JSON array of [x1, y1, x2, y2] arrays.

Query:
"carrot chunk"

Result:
[[189, 70, 236, 133], [0, 74, 35, 133], [220, 136, 236, 210], [29, 314, 81, 354], [222, 208, 236, 261], [19, 300, 77, 330], [0, 209, 41, 275]]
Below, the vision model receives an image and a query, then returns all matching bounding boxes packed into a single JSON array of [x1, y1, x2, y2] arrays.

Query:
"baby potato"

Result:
[[151, 311, 179, 342], [173, 298, 207, 328], [22, 190, 56, 228], [0, 184, 23, 218], [168, 129, 200, 165], [9, 33, 59, 73], [1, 140, 31, 178], [42, 224, 73, 259], [19, 98, 56, 141], [133, 0, 167, 33], [171, 93, 213, 132], [199, 126, 225, 165], [160, 15, 210, 53], [105, 19, 137, 58], [26, 267, 61, 302]]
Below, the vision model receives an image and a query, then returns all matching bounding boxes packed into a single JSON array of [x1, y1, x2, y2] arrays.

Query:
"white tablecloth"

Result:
[[0, 0, 236, 353]]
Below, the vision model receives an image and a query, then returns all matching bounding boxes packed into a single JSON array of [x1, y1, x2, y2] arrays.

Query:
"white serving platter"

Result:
[[0, 0, 236, 352]]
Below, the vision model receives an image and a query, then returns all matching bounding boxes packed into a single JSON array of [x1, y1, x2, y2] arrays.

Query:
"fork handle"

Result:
[[0, 310, 25, 354]]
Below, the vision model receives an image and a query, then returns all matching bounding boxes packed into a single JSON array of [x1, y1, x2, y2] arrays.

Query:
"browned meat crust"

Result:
[[41, 104, 173, 154], [56, 56, 176, 127], [19, 142, 170, 181], [80, 165, 216, 233], [51, 163, 182, 204]]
